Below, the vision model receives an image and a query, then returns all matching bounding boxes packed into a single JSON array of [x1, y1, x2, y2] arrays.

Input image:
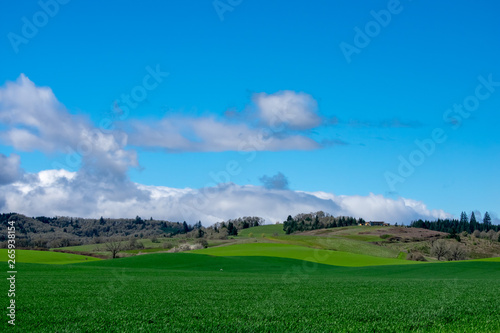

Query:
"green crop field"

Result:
[[1, 252, 499, 332], [192, 242, 419, 267], [0, 249, 101, 265]]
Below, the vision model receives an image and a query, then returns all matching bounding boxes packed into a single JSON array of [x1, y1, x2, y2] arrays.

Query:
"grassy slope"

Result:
[[238, 224, 285, 237], [192, 242, 419, 267], [55, 238, 235, 255], [269, 234, 399, 258], [241, 225, 398, 256], [0, 249, 101, 264]]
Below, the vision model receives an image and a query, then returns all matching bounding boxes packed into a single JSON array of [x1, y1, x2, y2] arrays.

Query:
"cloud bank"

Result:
[[0, 75, 453, 225], [0, 169, 451, 225]]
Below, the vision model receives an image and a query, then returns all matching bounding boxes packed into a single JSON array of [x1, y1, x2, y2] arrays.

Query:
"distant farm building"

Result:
[[359, 221, 389, 226]]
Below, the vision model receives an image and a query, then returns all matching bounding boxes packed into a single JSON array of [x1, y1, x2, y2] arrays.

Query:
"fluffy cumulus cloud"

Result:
[[0, 75, 141, 196], [126, 90, 326, 152], [0, 76, 326, 155], [253, 91, 322, 130], [0, 169, 451, 225], [0, 75, 138, 172]]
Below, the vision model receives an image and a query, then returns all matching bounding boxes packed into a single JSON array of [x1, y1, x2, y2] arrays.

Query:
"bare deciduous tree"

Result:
[[104, 239, 123, 259], [486, 230, 496, 241], [431, 240, 449, 261], [446, 243, 467, 261]]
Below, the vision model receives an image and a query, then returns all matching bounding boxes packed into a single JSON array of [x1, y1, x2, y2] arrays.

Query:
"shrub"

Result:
[[169, 243, 204, 253], [128, 238, 144, 250], [162, 242, 173, 250], [196, 239, 209, 248], [248, 233, 254, 238], [407, 252, 427, 261]]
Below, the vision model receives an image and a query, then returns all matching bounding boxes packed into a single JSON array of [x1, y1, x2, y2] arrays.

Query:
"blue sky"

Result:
[[0, 0, 499, 224]]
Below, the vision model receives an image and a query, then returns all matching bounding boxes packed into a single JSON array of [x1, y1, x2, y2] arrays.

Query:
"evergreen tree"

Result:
[[469, 212, 476, 232], [227, 222, 238, 236], [483, 212, 492, 228], [460, 211, 468, 224], [470, 212, 477, 224]]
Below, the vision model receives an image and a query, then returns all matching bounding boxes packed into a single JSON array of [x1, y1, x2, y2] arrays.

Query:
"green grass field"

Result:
[[0, 249, 101, 264], [2, 252, 499, 332], [192, 242, 419, 267]]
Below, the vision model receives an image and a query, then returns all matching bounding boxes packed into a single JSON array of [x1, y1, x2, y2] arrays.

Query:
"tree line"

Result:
[[283, 211, 364, 234], [410, 211, 498, 234], [0, 213, 263, 249]]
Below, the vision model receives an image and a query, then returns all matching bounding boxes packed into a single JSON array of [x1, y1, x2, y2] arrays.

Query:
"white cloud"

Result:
[[127, 116, 320, 152], [0, 74, 138, 184], [0, 74, 88, 152], [126, 90, 325, 152], [0, 76, 326, 155], [253, 90, 322, 130], [0, 153, 23, 185], [0, 169, 452, 225]]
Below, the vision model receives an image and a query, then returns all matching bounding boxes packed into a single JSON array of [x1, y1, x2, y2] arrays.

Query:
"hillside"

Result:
[[239, 224, 500, 262], [26, 223, 499, 262]]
